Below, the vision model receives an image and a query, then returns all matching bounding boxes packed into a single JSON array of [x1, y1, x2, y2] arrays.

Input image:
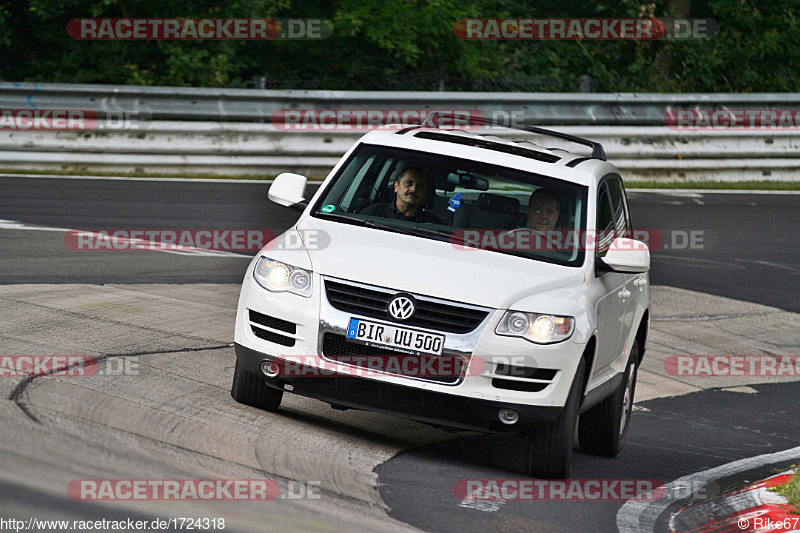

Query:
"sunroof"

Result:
[[413, 131, 561, 164]]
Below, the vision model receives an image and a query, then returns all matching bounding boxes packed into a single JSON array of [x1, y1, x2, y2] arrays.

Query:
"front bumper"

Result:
[[235, 342, 562, 434], [236, 272, 587, 408]]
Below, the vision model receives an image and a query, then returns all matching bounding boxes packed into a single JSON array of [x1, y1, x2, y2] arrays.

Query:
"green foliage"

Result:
[[775, 469, 800, 511], [0, 0, 798, 91]]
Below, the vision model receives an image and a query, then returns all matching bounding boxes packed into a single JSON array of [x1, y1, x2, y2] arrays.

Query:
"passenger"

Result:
[[526, 188, 561, 230], [361, 167, 441, 223]]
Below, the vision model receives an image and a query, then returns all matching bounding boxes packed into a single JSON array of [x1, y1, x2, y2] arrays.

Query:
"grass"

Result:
[[0, 168, 328, 181], [775, 468, 800, 511], [1, 168, 799, 189], [624, 180, 800, 190]]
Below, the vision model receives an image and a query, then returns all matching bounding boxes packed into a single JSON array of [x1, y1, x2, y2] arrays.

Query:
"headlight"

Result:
[[496, 311, 574, 344], [253, 257, 312, 297]]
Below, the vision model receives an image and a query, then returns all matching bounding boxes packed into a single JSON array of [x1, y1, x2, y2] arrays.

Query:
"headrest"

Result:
[[477, 193, 520, 214]]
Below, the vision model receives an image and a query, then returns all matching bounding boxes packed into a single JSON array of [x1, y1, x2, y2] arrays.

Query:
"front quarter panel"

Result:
[[504, 282, 594, 346]]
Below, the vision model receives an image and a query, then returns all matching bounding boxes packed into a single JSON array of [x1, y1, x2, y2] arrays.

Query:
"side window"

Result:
[[596, 182, 614, 257], [324, 152, 377, 211], [339, 155, 377, 211], [606, 177, 630, 238], [618, 178, 633, 229], [341, 156, 394, 213]]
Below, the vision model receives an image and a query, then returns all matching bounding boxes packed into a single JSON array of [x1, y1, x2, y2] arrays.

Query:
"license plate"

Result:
[[346, 318, 444, 355]]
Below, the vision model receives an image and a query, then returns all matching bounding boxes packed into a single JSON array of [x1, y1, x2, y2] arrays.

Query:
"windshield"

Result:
[[312, 144, 588, 266]]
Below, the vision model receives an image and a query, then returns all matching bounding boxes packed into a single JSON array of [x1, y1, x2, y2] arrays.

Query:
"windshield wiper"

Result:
[[314, 212, 369, 226], [363, 219, 456, 242], [316, 211, 463, 243]]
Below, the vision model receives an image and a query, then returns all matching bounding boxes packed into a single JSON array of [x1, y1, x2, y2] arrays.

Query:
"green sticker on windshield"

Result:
[[321, 204, 336, 213]]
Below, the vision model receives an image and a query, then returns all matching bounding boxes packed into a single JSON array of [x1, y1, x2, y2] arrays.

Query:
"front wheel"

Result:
[[578, 340, 639, 457], [524, 358, 586, 479], [230, 359, 283, 412]]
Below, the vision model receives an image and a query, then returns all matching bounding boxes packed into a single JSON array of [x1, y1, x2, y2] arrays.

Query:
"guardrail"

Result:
[[1, 83, 799, 181], [4, 82, 800, 125]]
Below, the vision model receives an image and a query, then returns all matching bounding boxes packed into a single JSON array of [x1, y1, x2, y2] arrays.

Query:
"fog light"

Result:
[[498, 408, 519, 425], [261, 360, 280, 378]]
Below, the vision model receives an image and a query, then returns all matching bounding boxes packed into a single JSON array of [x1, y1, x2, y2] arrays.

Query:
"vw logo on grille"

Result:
[[388, 296, 415, 321]]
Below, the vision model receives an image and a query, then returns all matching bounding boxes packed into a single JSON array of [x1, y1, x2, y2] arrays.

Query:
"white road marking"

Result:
[[650, 255, 746, 270], [459, 499, 506, 512], [0, 219, 249, 258], [0, 219, 71, 232], [0, 172, 275, 184], [748, 260, 800, 275], [1, 174, 797, 193], [627, 189, 800, 195], [616, 444, 800, 533], [720, 386, 759, 394]]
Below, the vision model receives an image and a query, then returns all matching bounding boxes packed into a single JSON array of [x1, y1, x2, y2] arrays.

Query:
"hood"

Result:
[[296, 215, 585, 309]]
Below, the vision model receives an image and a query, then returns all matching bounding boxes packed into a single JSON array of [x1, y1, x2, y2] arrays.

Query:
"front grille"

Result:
[[324, 280, 488, 334], [248, 309, 296, 346], [321, 333, 465, 385]]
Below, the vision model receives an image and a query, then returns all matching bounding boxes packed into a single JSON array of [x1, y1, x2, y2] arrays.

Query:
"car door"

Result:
[[606, 174, 642, 354], [591, 178, 631, 384], [610, 176, 647, 357]]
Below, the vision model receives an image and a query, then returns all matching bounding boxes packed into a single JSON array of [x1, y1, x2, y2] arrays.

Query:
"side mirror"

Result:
[[598, 238, 650, 273], [268, 173, 308, 211]]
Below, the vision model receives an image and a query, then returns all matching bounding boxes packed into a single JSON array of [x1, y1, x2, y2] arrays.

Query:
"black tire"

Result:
[[578, 340, 639, 457], [230, 359, 283, 412], [524, 357, 586, 479]]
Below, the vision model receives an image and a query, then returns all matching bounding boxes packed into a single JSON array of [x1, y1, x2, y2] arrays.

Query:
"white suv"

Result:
[[231, 118, 651, 479]]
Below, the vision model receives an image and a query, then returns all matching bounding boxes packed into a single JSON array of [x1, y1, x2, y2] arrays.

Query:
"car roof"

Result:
[[355, 127, 617, 188]]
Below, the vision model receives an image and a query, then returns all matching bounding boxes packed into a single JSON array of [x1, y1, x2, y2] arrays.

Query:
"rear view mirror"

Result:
[[268, 173, 308, 211], [446, 172, 489, 191]]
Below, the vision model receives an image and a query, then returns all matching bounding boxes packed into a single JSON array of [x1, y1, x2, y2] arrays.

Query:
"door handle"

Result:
[[633, 278, 647, 287], [617, 289, 631, 299]]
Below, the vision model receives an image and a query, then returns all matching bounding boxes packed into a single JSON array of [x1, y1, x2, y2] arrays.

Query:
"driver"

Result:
[[361, 167, 441, 223], [526, 188, 561, 230]]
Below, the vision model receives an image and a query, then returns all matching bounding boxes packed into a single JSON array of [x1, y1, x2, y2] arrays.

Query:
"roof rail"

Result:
[[419, 111, 606, 161]]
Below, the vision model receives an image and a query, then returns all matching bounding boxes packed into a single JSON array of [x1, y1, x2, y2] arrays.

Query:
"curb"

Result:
[[669, 469, 799, 532]]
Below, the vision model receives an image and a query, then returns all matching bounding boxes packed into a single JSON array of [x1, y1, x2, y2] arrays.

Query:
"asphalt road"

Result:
[[1, 176, 799, 313], [628, 190, 800, 314], [1, 175, 799, 533], [0, 176, 283, 283], [377, 382, 800, 532]]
